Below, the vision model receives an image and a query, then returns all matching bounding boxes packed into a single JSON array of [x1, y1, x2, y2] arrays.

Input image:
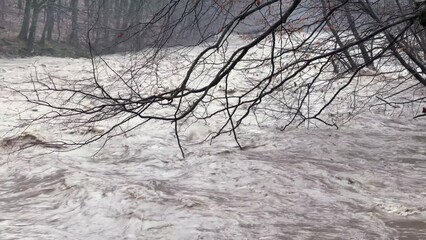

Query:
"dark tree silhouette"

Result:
[[18, 0, 32, 40]]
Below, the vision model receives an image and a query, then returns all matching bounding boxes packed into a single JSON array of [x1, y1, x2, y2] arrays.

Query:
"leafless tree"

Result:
[[13, 0, 426, 156]]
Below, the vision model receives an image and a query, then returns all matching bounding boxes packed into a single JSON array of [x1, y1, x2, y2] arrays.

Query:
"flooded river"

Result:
[[0, 57, 425, 239]]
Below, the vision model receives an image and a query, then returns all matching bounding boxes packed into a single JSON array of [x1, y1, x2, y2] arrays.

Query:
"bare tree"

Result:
[[40, 0, 56, 44], [14, 0, 426, 155], [69, 0, 79, 47], [18, 0, 32, 40], [27, 0, 49, 52]]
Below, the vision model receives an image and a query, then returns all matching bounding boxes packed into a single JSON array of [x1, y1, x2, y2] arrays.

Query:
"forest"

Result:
[[1, 0, 423, 57], [0, 0, 230, 56]]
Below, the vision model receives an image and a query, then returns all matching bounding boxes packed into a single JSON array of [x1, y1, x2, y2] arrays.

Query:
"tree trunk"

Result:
[[121, 0, 134, 29], [18, 0, 32, 40], [27, 2, 42, 52], [56, 0, 61, 41], [41, 22, 48, 43], [102, 0, 112, 42], [41, 0, 55, 43], [114, 0, 122, 29], [320, 0, 358, 71], [69, 0, 79, 47], [343, 4, 374, 69], [46, 5, 55, 41]]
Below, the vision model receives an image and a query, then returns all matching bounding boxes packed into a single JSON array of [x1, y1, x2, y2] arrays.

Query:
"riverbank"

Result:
[[0, 36, 87, 58]]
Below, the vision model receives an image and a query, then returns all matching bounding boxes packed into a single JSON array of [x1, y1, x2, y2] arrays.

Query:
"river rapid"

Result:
[[0, 56, 425, 240]]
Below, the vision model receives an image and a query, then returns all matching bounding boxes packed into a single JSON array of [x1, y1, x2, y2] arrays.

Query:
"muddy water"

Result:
[[0, 57, 425, 239], [386, 220, 426, 240], [0, 113, 425, 239]]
